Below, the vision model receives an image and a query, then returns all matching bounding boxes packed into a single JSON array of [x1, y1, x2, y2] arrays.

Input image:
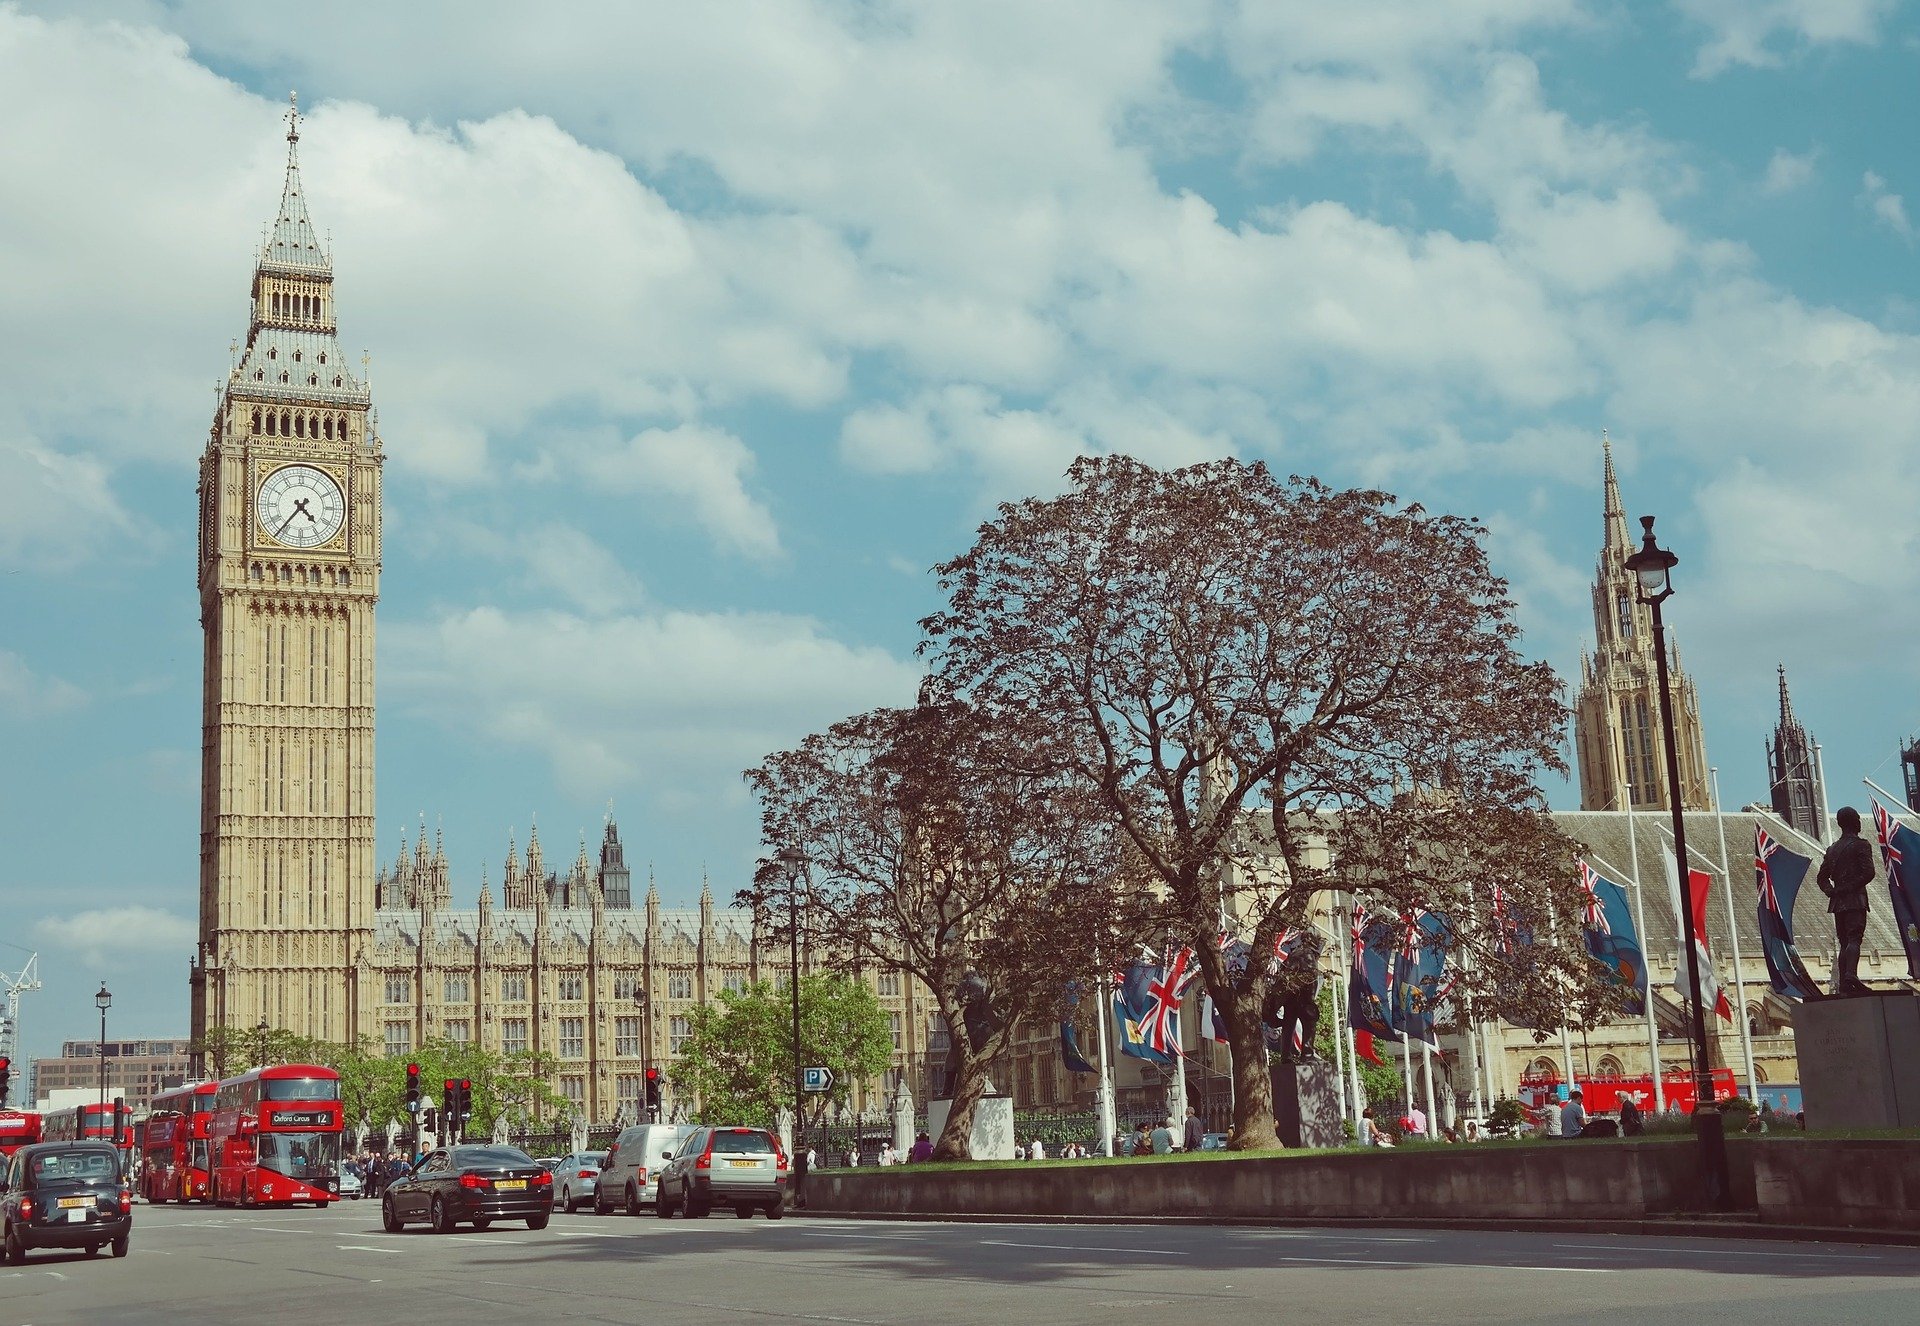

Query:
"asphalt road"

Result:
[[4, 1199, 1919, 1325]]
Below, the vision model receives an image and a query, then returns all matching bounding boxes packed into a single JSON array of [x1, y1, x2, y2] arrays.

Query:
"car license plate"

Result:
[[497, 1179, 527, 1190], [57, 1197, 89, 1209], [66, 1208, 90, 1222], [728, 1159, 758, 1168]]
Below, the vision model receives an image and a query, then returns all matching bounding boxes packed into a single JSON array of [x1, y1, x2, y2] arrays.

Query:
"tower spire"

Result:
[[1777, 663, 1795, 724], [260, 91, 328, 274], [1601, 429, 1631, 557]]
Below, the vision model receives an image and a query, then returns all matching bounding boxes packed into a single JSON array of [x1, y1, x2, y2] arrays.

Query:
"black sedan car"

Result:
[[381, 1145, 552, 1234], [2, 1142, 132, 1264]]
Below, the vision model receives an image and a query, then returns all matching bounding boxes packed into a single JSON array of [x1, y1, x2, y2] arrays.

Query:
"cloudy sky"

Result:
[[2, 1, 1916, 1065]]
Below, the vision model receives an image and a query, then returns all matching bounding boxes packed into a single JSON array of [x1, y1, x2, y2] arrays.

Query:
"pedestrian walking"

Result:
[[1407, 1105, 1427, 1139], [1182, 1106, 1204, 1153], [1818, 806, 1876, 997], [1028, 1138, 1045, 1160]]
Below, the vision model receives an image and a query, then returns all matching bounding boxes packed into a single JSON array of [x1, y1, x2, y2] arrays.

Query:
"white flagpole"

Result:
[[1323, 922, 1351, 1129], [1545, 896, 1578, 1094], [1399, 1029, 1415, 1128], [1095, 972, 1116, 1157], [1865, 776, 1917, 822], [1341, 899, 1366, 1130], [1420, 1037, 1438, 1134], [1622, 807, 1666, 1113], [1710, 769, 1760, 1104], [1813, 742, 1833, 844]]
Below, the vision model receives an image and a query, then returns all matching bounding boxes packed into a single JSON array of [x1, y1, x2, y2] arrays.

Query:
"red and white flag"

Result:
[[1662, 848, 1733, 1022]]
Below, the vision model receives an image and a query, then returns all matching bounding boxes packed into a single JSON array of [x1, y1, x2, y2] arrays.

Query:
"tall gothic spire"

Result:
[[1777, 663, 1796, 725], [261, 92, 330, 274], [1600, 429, 1631, 559], [1768, 664, 1823, 840]]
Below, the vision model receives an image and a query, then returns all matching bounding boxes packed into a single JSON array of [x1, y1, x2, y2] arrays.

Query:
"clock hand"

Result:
[[273, 508, 300, 539]]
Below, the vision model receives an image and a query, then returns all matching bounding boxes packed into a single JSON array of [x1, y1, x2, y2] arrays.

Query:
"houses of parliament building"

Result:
[[189, 103, 933, 1123]]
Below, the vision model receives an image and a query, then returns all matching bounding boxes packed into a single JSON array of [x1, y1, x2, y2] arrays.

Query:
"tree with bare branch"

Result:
[[742, 691, 1140, 1158], [921, 455, 1611, 1149]]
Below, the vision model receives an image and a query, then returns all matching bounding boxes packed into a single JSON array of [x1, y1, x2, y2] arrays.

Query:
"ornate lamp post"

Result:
[[1624, 515, 1729, 1209], [634, 983, 653, 1121], [94, 984, 111, 1111], [776, 847, 807, 1157]]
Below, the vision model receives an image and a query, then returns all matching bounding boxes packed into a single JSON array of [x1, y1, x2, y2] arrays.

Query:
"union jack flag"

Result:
[[1577, 862, 1610, 933], [1873, 800, 1920, 978], [1755, 828, 1785, 918], [1878, 803, 1908, 875], [1141, 946, 1197, 1056]]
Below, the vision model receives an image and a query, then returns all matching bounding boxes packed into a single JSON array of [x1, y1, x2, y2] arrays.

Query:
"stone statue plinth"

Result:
[[1792, 993, 1920, 1129], [927, 1096, 1016, 1160], [1270, 1059, 1342, 1149]]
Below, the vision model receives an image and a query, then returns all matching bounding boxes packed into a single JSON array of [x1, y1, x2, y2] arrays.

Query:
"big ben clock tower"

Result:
[[193, 98, 381, 1059]]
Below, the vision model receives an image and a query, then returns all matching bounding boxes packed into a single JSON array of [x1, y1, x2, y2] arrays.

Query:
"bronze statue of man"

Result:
[[1817, 806, 1876, 997]]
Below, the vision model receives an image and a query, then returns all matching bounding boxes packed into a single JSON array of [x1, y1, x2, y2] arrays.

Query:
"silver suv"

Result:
[[596, 1124, 697, 1215], [655, 1126, 787, 1220]]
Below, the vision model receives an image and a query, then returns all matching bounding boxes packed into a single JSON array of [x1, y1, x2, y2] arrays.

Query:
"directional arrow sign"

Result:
[[802, 1066, 835, 1093]]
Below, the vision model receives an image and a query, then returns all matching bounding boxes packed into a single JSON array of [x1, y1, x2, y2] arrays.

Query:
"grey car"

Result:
[[550, 1152, 605, 1213], [654, 1126, 786, 1220]]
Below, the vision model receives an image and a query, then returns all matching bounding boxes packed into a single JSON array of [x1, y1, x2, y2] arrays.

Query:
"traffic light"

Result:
[[645, 1066, 661, 1118], [405, 1062, 421, 1114], [0, 1057, 11, 1105], [457, 1079, 472, 1124]]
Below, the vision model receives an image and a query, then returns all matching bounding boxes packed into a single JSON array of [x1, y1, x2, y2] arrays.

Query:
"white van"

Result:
[[594, 1123, 700, 1214]]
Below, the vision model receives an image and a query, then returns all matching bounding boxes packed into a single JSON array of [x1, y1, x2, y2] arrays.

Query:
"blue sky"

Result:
[[2, 1, 1917, 1067]]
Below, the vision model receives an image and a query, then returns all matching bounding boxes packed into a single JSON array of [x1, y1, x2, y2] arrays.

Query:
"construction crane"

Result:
[[1, 947, 41, 1108]]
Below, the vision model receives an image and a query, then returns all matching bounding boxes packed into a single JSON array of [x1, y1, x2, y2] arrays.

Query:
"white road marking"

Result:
[[1550, 1242, 1885, 1262], [979, 1239, 1187, 1256], [336, 1245, 402, 1253], [447, 1236, 532, 1245]]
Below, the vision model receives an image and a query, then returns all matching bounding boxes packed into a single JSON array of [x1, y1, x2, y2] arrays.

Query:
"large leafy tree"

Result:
[[921, 455, 1608, 1149], [742, 696, 1139, 1158], [667, 976, 893, 1130]]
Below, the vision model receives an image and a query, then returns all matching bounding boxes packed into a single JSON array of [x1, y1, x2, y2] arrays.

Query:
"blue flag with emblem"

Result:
[[1390, 909, 1451, 1047], [1345, 905, 1397, 1039], [1755, 825, 1823, 1000], [1059, 981, 1099, 1074], [1114, 961, 1174, 1066], [1578, 861, 1648, 1015]]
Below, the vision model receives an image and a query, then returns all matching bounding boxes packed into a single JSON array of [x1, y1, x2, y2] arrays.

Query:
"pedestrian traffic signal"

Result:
[[405, 1062, 421, 1114]]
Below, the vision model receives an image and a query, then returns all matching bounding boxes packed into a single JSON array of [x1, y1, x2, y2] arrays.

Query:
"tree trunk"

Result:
[[1225, 984, 1280, 1149], [932, 1042, 991, 1160]]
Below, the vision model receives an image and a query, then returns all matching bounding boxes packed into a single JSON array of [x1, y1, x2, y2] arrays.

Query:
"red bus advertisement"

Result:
[[0, 1109, 41, 1160], [209, 1064, 344, 1206], [1520, 1066, 1738, 1115], [41, 1101, 134, 1170], [143, 1081, 218, 1203]]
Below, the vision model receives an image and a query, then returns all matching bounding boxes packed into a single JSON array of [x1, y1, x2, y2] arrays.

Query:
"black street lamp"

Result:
[[634, 984, 654, 1121], [776, 847, 807, 1158], [94, 984, 111, 1111], [1624, 514, 1730, 1209], [255, 1018, 270, 1068]]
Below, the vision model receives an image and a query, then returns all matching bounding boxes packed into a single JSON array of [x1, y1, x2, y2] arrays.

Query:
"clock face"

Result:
[[256, 465, 346, 549]]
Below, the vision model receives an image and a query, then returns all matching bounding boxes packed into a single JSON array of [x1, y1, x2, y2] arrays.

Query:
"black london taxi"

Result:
[[2, 1141, 133, 1263]]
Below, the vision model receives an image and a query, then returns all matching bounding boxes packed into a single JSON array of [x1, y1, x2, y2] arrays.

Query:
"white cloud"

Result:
[[0, 435, 150, 570], [35, 905, 196, 969], [1860, 171, 1913, 239], [582, 425, 781, 561], [1675, 0, 1896, 77], [0, 648, 86, 718], [385, 605, 923, 796], [1762, 148, 1818, 194]]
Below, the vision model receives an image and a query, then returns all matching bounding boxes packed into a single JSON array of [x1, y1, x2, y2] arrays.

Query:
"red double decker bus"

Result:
[[0, 1109, 41, 1161], [143, 1081, 218, 1203], [209, 1064, 344, 1206], [41, 1101, 134, 1170]]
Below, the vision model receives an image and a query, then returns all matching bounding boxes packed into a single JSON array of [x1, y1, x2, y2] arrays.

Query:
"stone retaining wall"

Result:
[[807, 1139, 1768, 1222], [1753, 1140, 1920, 1229]]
